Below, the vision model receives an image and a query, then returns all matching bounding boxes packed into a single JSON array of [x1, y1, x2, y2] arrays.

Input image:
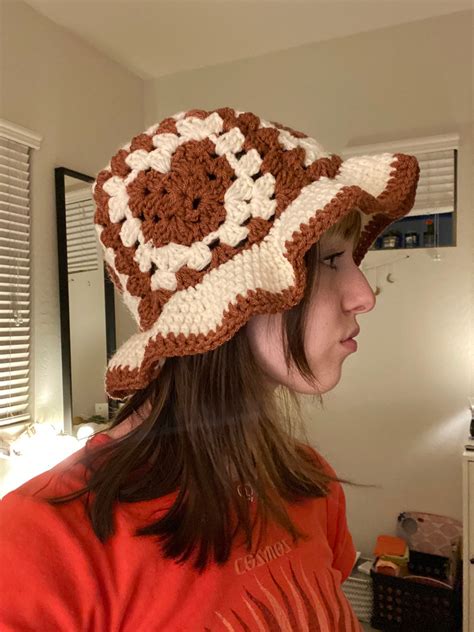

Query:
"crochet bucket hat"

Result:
[[92, 107, 419, 399]]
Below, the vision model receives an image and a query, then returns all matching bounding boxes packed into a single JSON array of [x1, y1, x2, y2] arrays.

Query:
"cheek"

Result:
[[246, 313, 286, 374], [246, 310, 341, 395], [303, 294, 333, 357]]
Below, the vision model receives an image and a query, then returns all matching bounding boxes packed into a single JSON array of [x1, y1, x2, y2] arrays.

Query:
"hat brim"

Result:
[[105, 152, 419, 399]]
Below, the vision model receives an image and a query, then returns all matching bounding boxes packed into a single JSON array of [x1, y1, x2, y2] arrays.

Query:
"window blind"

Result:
[[341, 134, 458, 218], [408, 149, 456, 217], [0, 136, 31, 426], [65, 188, 98, 274]]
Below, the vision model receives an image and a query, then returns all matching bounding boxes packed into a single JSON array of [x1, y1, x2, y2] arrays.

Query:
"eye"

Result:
[[322, 251, 344, 270]]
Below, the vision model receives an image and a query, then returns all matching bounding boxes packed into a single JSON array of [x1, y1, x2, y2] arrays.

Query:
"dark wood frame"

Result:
[[55, 167, 117, 434]]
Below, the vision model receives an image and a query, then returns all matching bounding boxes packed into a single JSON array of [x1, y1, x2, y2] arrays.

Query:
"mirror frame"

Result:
[[54, 167, 117, 434]]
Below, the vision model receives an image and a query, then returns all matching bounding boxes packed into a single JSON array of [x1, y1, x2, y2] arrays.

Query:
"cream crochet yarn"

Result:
[[92, 107, 419, 399]]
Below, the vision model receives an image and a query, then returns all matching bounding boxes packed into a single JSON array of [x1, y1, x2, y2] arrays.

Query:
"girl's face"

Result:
[[246, 231, 376, 395]]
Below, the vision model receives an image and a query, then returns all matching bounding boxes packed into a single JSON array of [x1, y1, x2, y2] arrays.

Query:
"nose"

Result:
[[343, 266, 376, 314]]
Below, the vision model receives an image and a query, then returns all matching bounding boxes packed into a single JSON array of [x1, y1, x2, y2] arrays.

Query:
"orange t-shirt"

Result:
[[0, 434, 361, 631]]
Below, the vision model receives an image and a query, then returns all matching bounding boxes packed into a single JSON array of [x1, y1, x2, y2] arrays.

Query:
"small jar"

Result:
[[404, 232, 419, 248], [382, 231, 402, 249]]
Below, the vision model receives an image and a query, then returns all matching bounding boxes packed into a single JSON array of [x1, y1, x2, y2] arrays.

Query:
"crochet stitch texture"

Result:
[[92, 107, 419, 398]]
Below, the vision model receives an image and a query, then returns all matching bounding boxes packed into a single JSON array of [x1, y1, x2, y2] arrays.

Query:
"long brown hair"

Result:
[[47, 210, 367, 574]]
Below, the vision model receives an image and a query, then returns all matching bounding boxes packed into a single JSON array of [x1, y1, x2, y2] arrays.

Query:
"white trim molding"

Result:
[[0, 119, 43, 150], [341, 133, 459, 158]]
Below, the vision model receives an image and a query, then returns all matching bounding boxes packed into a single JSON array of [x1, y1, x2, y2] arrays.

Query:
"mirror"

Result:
[[55, 167, 117, 435]]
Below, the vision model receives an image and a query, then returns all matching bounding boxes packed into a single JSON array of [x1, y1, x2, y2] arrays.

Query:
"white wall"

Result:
[[1, 1, 473, 555], [0, 0, 144, 425], [143, 10, 473, 553]]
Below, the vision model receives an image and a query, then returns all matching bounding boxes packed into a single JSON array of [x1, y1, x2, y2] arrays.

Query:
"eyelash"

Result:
[[323, 252, 344, 270]]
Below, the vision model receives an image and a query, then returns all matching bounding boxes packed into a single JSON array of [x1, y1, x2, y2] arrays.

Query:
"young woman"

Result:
[[0, 107, 419, 631]]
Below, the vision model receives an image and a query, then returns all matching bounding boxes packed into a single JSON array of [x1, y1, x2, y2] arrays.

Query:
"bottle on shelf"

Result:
[[423, 219, 435, 247]]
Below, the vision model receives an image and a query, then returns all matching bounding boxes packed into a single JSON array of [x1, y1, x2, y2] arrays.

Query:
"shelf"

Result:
[[369, 212, 454, 251]]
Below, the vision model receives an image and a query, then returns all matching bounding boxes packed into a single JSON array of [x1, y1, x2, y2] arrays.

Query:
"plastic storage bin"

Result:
[[370, 550, 462, 631]]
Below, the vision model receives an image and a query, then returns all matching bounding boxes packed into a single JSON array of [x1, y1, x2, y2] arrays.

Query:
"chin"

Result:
[[286, 370, 342, 396]]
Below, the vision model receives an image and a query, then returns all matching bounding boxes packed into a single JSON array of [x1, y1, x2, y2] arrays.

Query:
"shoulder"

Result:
[[2, 442, 90, 502], [0, 436, 106, 531], [0, 445, 108, 631], [0, 440, 108, 572]]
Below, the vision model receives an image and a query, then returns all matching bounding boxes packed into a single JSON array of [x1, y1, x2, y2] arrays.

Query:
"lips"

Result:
[[341, 338, 358, 352], [341, 326, 360, 342]]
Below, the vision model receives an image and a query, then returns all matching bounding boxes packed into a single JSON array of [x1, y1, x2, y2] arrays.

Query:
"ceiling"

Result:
[[24, 0, 473, 80]]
